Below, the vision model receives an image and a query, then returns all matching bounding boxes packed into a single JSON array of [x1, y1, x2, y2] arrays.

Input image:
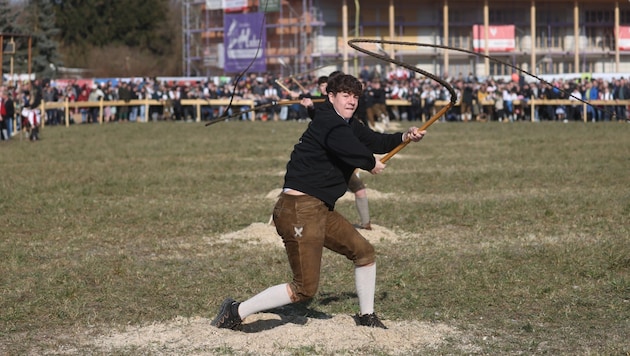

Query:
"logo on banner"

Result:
[[619, 26, 630, 50], [472, 24, 515, 52]]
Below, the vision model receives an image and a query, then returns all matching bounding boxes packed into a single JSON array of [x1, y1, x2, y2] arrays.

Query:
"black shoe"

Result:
[[357, 313, 388, 329], [211, 298, 243, 330], [354, 222, 372, 230]]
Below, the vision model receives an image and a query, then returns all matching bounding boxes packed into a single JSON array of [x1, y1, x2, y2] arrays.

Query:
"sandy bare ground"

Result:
[[87, 212, 475, 355], [90, 218, 471, 355], [90, 312, 468, 355], [210, 220, 405, 248], [71, 185, 478, 355]]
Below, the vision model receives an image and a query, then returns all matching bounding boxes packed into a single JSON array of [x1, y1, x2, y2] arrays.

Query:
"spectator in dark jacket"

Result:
[[117, 82, 133, 121]]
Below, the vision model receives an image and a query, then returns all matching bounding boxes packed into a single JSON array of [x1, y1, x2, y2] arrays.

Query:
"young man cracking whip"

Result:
[[211, 73, 426, 330]]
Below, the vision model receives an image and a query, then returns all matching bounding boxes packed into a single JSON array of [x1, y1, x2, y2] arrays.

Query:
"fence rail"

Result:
[[39, 99, 257, 126], [26, 97, 630, 128], [433, 99, 630, 122]]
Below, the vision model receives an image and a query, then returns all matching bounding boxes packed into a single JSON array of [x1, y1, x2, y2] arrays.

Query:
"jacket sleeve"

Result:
[[351, 119, 403, 154], [312, 115, 377, 171]]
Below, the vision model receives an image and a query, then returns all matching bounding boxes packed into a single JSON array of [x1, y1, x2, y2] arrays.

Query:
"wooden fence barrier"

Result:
[[30, 97, 630, 128], [39, 98, 257, 127], [433, 99, 630, 122]]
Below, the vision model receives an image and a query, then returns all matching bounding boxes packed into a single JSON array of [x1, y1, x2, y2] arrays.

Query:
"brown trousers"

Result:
[[272, 193, 375, 302], [366, 103, 388, 127]]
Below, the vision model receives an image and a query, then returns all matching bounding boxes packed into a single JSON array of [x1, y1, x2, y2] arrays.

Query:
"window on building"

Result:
[[489, 7, 528, 25], [536, 26, 567, 51], [448, 27, 471, 49], [583, 10, 613, 25]]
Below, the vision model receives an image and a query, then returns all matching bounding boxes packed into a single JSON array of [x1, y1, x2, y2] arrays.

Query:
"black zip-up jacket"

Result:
[[283, 100, 404, 209]]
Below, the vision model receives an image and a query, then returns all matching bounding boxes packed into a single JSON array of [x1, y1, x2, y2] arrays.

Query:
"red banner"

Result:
[[619, 26, 630, 50], [473, 25, 515, 52], [53, 79, 94, 90]]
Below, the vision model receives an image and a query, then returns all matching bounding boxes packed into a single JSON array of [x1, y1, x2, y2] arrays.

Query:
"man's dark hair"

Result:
[[326, 74, 363, 97], [328, 70, 344, 79], [317, 76, 328, 85], [326, 71, 344, 88]]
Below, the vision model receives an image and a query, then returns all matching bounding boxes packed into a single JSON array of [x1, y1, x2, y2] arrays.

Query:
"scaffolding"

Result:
[[181, 0, 325, 78]]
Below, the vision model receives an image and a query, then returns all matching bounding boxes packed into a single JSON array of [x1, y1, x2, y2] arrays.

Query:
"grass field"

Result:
[[1, 119, 629, 355]]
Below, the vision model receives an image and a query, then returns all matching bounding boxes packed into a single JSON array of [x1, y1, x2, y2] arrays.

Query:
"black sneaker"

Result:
[[357, 313, 388, 329], [211, 298, 243, 330], [353, 222, 372, 230]]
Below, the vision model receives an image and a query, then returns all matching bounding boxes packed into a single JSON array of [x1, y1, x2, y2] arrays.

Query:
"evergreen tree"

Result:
[[0, 0, 22, 79], [53, 0, 98, 48], [54, 0, 173, 54], [52, 0, 176, 75], [24, 0, 62, 78]]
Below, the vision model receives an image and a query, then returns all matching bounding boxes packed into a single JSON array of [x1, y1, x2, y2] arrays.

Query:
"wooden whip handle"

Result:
[[379, 103, 453, 163]]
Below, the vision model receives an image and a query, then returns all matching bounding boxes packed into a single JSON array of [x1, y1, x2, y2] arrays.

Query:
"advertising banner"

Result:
[[618, 26, 630, 51], [224, 13, 266, 73], [473, 25, 515, 52]]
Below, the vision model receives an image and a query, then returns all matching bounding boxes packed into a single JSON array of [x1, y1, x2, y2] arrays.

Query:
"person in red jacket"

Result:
[[211, 73, 426, 330], [0, 87, 15, 140]]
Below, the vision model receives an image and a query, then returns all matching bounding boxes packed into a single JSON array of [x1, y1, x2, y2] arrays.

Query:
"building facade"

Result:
[[183, 0, 630, 79]]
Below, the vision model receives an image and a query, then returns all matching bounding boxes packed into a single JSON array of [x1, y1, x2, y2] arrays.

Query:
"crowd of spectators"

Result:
[[1, 66, 629, 140]]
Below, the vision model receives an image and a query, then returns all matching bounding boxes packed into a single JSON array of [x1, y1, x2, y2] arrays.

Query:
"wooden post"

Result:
[[196, 102, 201, 122], [574, 1, 579, 72], [0, 35, 3, 86], [99, 98, 104, 124], [530, 0, 536, 80], [342, 0, 349, 74], [64, 98, 70, 127], [443, 0, 449, 76], [354, 0, 360, 77], [615, 2, 620, 72], [389, 0, 395, 72], [483, 0, 489, 76]]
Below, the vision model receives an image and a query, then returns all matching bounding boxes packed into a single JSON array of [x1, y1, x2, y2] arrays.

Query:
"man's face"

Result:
[[328, 91, 358, 119], [319, 83, 327, 94]]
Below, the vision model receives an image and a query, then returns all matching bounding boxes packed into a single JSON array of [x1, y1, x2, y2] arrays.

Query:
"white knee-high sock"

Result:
[[355, 263, 376, 315], [237, 283, 292, 319], [355, 195, 370, 226]]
